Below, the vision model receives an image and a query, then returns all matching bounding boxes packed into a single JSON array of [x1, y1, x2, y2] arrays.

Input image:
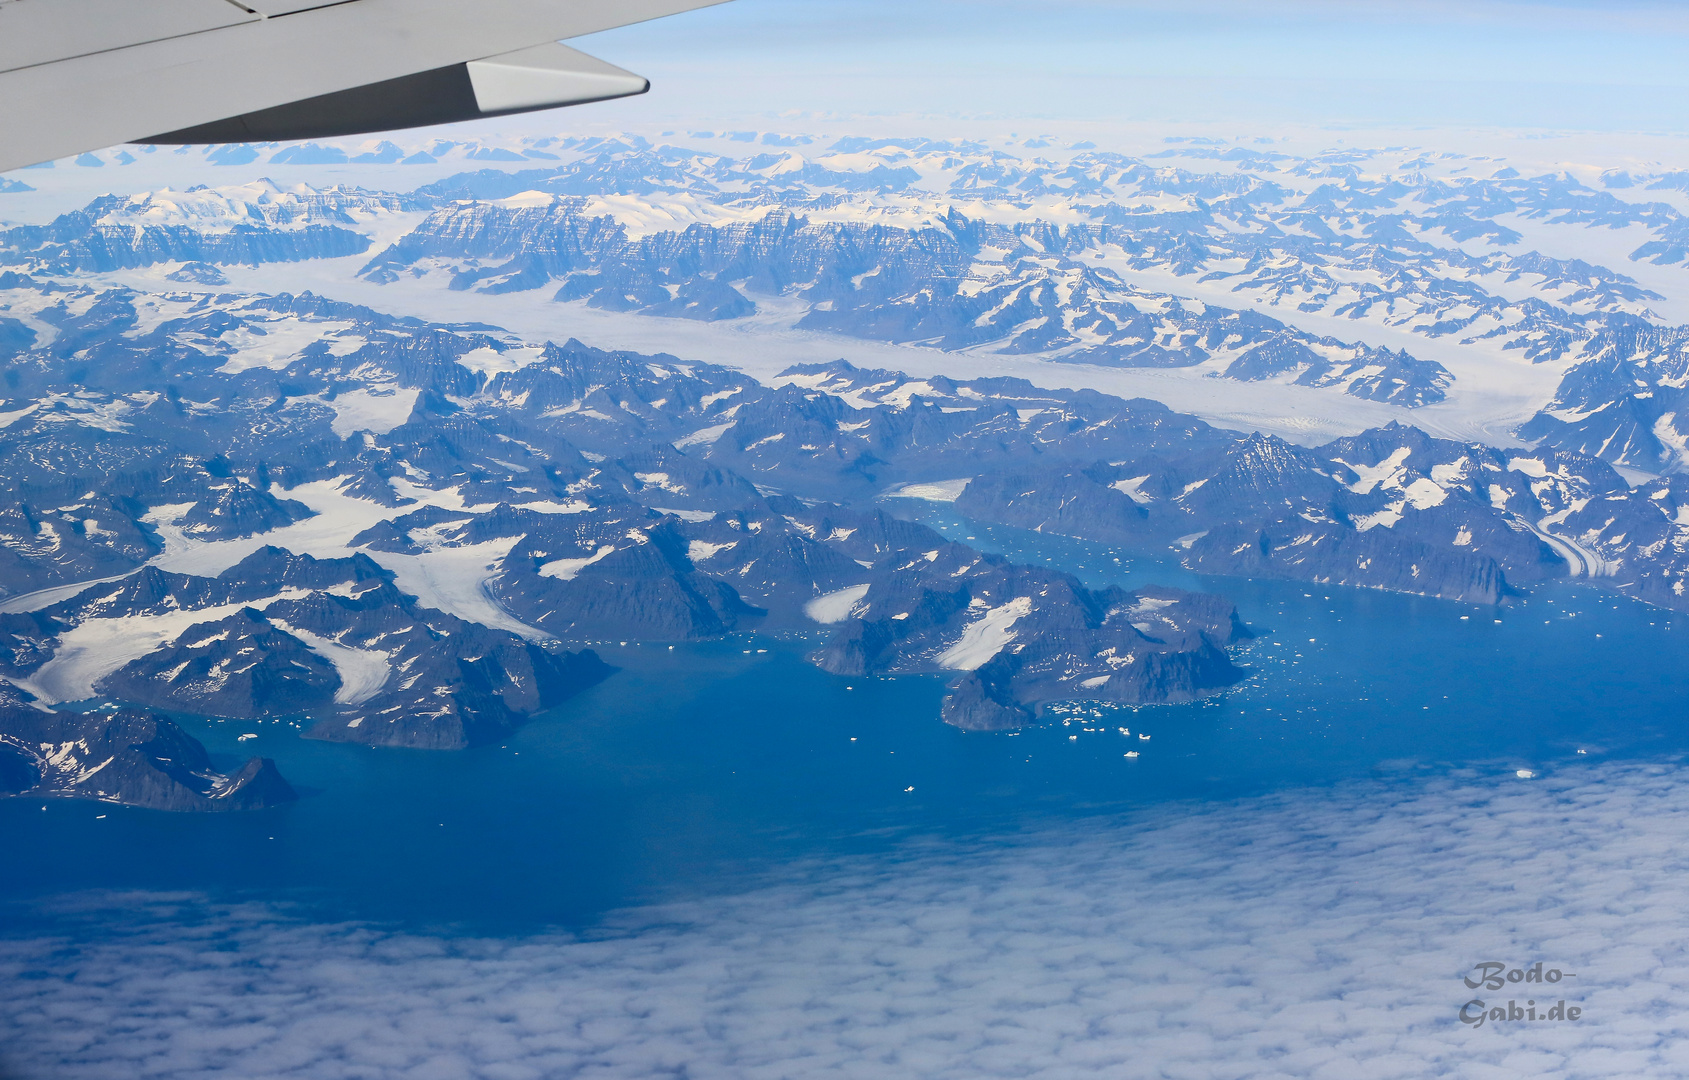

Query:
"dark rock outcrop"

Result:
[[1185, 518, 1512, 604], [0, 695, 295, 811], [955, 467, 1152, 544], [495, 523, 761, 642], [97, 608, 341, 719], [811, 546, 1249, 729]]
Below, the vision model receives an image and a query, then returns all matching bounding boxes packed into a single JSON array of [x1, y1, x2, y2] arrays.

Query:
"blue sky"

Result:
[[578, 0, 1689, 130]]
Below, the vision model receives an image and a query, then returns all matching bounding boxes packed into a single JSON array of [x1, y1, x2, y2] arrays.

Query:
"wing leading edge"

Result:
[[0, 0, 727, 172]]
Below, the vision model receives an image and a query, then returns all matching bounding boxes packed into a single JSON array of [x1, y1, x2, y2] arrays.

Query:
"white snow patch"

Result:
[[371, 537, 543, 639], [1110, 476, 1154, 504], [214, 319, 359, 374], [634, 472, 686, 494], [805, 584, 871, 625], [937, 596, 1033, 671], [1401, 478, 1448, 510], [324, 388, 421, 437], [1430, 459, 1468, 485], [1353, 507, 1404, 532], [1344, 447, 1412, 494], [0, 572, 141, 614], [0, 402, 40, 428], [539, 545, 616, 581], [674, 423, 734, 449], [882, 479, 972, 502], [270, 622, 391, 705], [148, 479, 404, 576], [20, 598, 301, 705], [456, 345, 544, 377], [687, 540, 736, 563]]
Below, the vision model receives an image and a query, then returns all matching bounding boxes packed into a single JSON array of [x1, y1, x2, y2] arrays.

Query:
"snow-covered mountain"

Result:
[[12, 129, 1689, 807], [16, 131, 1689, 461]]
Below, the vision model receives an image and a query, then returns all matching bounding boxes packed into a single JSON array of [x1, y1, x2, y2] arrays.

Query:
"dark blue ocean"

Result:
[[6, 508, 1686, 936]]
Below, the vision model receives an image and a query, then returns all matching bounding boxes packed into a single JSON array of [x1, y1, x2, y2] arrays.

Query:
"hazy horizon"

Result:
[[572, 0, 1689, 133]]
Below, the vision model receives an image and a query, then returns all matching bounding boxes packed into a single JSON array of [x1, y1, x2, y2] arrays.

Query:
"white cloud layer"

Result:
[[7, 763, 1689, 1078]]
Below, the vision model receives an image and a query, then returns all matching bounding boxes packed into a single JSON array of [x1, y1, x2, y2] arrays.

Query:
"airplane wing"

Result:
[[0, 0, 729, 172]]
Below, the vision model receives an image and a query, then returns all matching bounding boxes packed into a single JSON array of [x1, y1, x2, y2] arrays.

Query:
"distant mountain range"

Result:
[[12, 134, 1689, 466]]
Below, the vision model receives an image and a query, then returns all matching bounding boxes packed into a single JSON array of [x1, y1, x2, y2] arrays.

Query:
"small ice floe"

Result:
[[1139, 733, 1151, 741], [237, 733, 258, 742], [95, 814, 106, 819], [1118, 727, 1130, 735], [1577, 749, 1588, 754], [904, 786, 914, 793], [1125, 751, 1139, 758], [1516, 769, 1536, 779]]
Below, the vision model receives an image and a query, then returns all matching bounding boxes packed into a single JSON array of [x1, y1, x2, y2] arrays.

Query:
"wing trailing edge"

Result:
[[142, 43, 650, 144]]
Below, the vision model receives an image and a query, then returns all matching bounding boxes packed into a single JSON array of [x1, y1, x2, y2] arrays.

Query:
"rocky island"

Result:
[[0, 684, 295, 811]]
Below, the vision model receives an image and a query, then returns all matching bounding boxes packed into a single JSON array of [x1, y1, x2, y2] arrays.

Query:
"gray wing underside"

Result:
[[0, 0, 727, 172]]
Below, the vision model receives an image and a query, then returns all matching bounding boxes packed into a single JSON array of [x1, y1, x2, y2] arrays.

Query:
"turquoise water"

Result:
[[5, 512, 1689, 934]]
